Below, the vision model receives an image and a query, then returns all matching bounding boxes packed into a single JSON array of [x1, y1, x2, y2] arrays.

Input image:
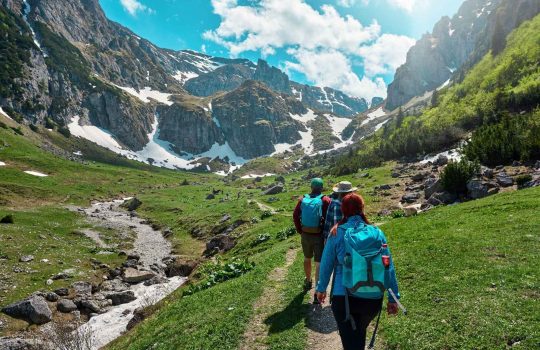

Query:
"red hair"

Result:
[[340, 193, 370, 224]]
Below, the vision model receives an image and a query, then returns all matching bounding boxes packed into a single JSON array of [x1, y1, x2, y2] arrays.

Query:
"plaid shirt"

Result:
[[323, 199, 342, 239]]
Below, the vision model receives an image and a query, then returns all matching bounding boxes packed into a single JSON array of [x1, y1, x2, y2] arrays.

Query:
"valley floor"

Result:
[[1, 114, 539, 349]]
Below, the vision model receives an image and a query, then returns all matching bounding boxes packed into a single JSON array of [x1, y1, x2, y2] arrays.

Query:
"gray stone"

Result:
[[121, 197, 142, 211], [1, 296, 52, 325], [105, 291, 137, 306], [429, 191, 458, 205], [411, 172, 428, 182], [19, 255, 34, 263], [205, 235, 237, 256], [72, 281, 92, 296], [45, 292, 59, 302], [122, 268, 155, 283], [57, 299, 78, 313], [424, 178, 443, 199], [434, 155, 449, 166], [535, 160, 540, 169], [165, 259, 198, 278], [403, 206, 418, 217], [53, 287, 69, 296], [401, 192, 421, 203], [263, 184, 284, 195], [127, 307, 145, 331], [0, 337, 34, 350], [275, 175, 286, 183], [481, 166, 494, 178], [375, 184, 392, 191], [206, 194, 215, 200], [80, 300, 101, 313], [496, 173, 514, 187], [100, 278, 130, 292], [467, 179, 495, 199]]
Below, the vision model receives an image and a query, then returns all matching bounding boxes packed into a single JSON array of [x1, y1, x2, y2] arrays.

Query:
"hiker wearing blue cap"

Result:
[[293, 177, 331, 304]]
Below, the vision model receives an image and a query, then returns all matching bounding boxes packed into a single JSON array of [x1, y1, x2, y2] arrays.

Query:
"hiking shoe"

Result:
[[313, 293, 320, 305], [303, 278, 312, 291]]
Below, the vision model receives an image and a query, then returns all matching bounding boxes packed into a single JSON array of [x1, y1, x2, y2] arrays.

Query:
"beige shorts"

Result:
[[301, 233, 324, 262]]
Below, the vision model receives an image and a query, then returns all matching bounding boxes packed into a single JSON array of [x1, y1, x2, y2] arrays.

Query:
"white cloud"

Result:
[[120, 0, 153, 16], [204, 0, 415, 100], [285, 48, 387, 101], [387, 0, 419, 12], [357, 34, 415, 77]]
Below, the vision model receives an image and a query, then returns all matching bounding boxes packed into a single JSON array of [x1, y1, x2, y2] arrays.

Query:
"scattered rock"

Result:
[[80, 300, 101, 314], [375, 184, 392, 191], [52, 271, 73, 280], [127, 253, 141, 261], [428, 191, 458, 206], [105, 291, 137, 306], [401, 192, 421, 203], [275, 175, 285, 183], [72, 281, 92, 296], [535, 160, 540, 169], [411, 172, 428, 182], [205, 234, 236, 256], [434, 155, 449, 166], [1, 296, 52, 325], [206, 194, 215, 200], [391, 172, 400, 178], [403, 206, 418, 217], [263, 184, 284, 195], [512, 160, 520, 167], [481, 166, 494, 179], [121, 197, 142, 211], [220, 214, 231, 223], [45, 292, 59, 302], [467, 179, 491, 199], [165, 258, 198, 278], [19, 255, 34, 263], [496, 173, 514, 187], [100, 278, 130, 292], [0, 337, 34, 350], [122, 259, 139, 269], [122, 268, 155, 283], [126, 307, 145, 331], [0, 215, 14, 224], [424, 178, 443, 199], [53, 288, 69, 297], [57, 299, 78, 313]]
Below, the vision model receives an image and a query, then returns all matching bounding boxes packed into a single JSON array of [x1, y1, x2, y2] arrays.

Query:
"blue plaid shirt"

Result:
[[323, 199, 343, 239]]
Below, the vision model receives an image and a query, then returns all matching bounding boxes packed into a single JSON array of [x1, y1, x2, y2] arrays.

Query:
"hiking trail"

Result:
[[305, 281, 341, 350], [239, 248, 297, 349]]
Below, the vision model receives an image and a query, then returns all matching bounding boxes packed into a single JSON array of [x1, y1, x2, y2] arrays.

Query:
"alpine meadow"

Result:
[[0, 0, 539, 349]]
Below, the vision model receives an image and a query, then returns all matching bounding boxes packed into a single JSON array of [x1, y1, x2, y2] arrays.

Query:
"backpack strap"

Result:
[[344, 288, 357, 330], [368, 305, 383, 349], [349, 254, 386, 293]]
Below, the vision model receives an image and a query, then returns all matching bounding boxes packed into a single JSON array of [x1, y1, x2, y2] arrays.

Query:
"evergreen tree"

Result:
[[491, 13, 506, 56]]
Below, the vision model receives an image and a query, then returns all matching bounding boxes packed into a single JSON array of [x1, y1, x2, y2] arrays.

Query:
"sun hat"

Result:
[[310, 178, 324, 189], [332, 181, 358, 193]]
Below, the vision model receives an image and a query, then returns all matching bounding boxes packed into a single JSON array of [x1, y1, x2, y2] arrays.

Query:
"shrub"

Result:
[[10, 127, 23, 136], [58, 126, 71, 138], [29, 124, 39, 132], [441, 159, 480, 195], [260, 210, 273, 220], [276, 226, 296, 241], [516, 174, 533, 188], [251, 233, 271, 247], [184, 258, 255, 296]]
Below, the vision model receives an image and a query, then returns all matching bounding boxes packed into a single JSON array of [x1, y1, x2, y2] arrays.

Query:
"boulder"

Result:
[[434, 155, 449, 166], [403, 206, 419, 217], [53, 288, 69, 296], [535, 160, 540, 169], [424, 178, 443, 199], [375, 184, 392, 191], [126, 307, 145, 331], [57, 299, 78, 313], [105, 291, 137, 306], [80, 300, 101, 314], [19, 255, 34, 263], [391, 172, 400, 178], [0, 337, 34, 350], [411, 172, 428, 182], [121, 197, 142, 211], [275, 175, 285, 183], [496, 173, 514, 187], [467, 179, 493, 199], [122, 268, 155, 283], [1, 296, 52, 325], [72, 281, 92, 296], [165, 259, 199, 278], [100, 278, 130, 292], [205, 235, 236, 256], [220, 214, 231, 223], [401, 192, 421, 203], [429, 191, 458, 205], [206, 194, 215, 200], [263, 184, 284, 195], [45, 292, 59, 302], [481, 166, 494, 179]]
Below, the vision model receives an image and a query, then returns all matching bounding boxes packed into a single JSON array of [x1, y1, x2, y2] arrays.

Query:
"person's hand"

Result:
[[330, 224, 338, 236], [387, 302, 398, 315], [317, 292, 327, 304]]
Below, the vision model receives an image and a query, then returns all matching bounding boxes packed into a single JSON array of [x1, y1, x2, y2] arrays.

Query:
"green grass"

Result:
[[379, 187, 540, 349]]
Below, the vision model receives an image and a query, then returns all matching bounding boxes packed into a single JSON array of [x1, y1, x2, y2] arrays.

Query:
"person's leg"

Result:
[[349, 298, 384, 349], [304, 258, 312, 281], [331, 296, 359, 350], [300, 234, 313, 288]]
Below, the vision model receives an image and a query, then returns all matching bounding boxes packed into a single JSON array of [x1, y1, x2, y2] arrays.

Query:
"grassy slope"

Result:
[[380, 187, 540, 349], [346, 14, 540, 167]]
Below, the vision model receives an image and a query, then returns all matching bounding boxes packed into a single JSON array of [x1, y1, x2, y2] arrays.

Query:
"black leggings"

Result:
[[331, 296, 383, 350]]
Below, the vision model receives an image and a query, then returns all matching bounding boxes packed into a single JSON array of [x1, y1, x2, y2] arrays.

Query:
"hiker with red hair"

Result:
[[316, 193, 401, 350]]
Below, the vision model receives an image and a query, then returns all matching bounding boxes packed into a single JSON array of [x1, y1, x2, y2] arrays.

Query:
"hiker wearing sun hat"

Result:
[[323, 181, 357, 241], [293, 178, 332, 303]]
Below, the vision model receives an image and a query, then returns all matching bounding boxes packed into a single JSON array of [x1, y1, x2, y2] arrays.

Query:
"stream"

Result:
[[74, 199, 186, 349]]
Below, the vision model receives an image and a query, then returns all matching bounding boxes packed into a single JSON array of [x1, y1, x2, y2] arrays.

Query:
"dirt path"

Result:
[[305, 281, 342, 350], [239, 248, 298, 350]]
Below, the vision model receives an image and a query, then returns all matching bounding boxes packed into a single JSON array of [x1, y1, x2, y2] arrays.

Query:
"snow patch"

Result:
[[173, 71, 199, 85], [0, 107, 13, 120], [241, 173, 275, 179], [0, 161, 5, 166], [437, 79, 451, 90], [374, 119, 390, 132], [198, 142, 248, 165], [22, 0, 46, 56], [24, 170, 48, 177], [289, 109, 317, 124], [420, 149, 462, 164], [361, 107, 386, 126], [324, 114, 352, 139], [114, 86, 173, 106], [68, 116, 125, 153]]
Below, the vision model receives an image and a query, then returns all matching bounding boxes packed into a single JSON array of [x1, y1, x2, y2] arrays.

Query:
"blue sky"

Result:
[[100, 0, 464, 100]]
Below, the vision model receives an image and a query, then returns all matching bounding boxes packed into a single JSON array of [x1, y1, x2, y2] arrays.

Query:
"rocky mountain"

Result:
[[386, 0, 540, 111], [0, 0, 363, 171]]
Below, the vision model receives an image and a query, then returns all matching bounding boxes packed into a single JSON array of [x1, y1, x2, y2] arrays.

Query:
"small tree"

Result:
[[441, 159, 480, 195]]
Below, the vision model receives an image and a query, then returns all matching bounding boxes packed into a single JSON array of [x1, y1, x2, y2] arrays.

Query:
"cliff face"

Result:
[[386, 0, 539, 111], [212, 81, 306, 158]]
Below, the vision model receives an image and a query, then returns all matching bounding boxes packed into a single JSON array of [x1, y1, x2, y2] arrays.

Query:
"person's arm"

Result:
[[381, 232, 400, 303], [293, 198, 303, 234], [320, 196, 332, 229], [315, 234, 337, 294]]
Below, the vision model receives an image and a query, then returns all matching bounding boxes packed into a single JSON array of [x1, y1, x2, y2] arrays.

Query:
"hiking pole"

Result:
[[388, 288, 407, 315]]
